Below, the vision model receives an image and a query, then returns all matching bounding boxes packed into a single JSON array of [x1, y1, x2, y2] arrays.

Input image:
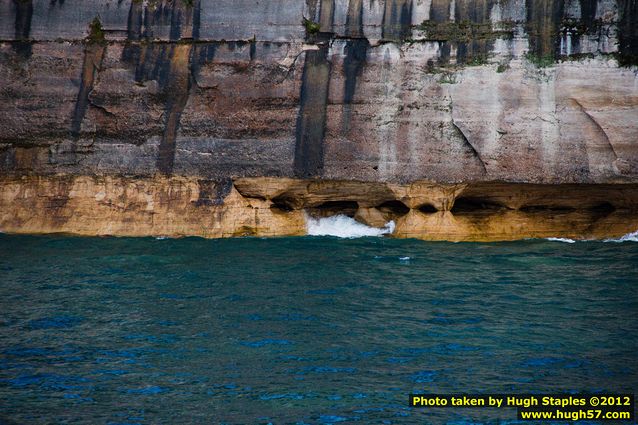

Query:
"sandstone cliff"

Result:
[[0, 0, 637, 240]]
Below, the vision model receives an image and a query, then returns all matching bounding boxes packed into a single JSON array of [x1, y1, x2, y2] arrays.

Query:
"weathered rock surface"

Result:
[[0, 0, 637, 239], [1, 175, 636, 241]]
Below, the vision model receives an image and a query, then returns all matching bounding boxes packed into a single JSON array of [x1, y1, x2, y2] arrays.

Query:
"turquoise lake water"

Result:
[[0, 235, 637, 424]]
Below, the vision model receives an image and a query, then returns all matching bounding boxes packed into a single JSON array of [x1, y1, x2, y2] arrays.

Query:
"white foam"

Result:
[[306, 214, 395, 238], [545, 237, 577, 243], [399, 256, 411, 261], [604, 230, 638, 243]]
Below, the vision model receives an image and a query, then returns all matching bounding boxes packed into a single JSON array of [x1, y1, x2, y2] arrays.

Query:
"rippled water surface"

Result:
[[0, 235, 637, 424]]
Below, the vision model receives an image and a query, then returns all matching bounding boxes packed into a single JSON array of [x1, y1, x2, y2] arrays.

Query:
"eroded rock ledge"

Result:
[[1, 174, 636, 242]]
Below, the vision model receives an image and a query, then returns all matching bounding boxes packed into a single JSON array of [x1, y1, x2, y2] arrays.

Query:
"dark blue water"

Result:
[[0, 235, 637, 424]]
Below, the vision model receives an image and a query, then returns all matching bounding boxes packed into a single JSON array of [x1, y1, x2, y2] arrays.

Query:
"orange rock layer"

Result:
[[1, 175, 637, 242]]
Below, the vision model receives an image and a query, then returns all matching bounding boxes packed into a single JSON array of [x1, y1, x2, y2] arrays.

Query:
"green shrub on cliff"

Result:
[[303, 18, 321, 35], [525, 52, 555, 68], [87, 17, 105, 44], [466, 55, 488, 66], [416, 20, 514, 43]]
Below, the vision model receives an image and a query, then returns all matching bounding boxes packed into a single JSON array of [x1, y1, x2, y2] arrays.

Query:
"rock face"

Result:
[[0, 0, 637, 240], [1, 175, 637, 241]]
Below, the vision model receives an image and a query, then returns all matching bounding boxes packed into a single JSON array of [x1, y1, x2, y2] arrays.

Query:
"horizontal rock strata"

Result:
[[1, 175, 636, 241], [0, 0, 637, 182], [0, 0, 637, 240]]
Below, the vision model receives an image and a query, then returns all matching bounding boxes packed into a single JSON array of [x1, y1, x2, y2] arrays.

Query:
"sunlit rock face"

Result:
[[0, 0, 636, 240], [1, 175, 637, 241]]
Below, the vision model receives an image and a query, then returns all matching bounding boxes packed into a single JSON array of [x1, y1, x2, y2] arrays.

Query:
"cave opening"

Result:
[[270, 196, 297, 213], [308, 201, 359, 218], [377, 200, 410, 217], [588, 202, 616, 215], [418, 203, 438, 214], [451, 197, 508, 214]]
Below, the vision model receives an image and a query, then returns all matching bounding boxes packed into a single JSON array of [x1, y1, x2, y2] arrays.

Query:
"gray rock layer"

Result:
[[0, 0, 637, 183]]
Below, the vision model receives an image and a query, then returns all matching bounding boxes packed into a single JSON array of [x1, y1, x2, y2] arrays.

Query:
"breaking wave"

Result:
[[543, 230, 638, 243], [306, 214, 395, 238], [604, 230, 638, 243], [545, 238, 576, 243]]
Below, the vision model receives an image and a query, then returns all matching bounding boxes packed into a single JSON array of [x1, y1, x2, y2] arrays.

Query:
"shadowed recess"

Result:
[[271, 199, 295, 213], [377, 200, 411, 216], [588, 202, 616, 215], [308, 201, 359, 218], [451, 197, 509, 214], [271, 195, 303, 212], [418, 203, 439, 214]]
